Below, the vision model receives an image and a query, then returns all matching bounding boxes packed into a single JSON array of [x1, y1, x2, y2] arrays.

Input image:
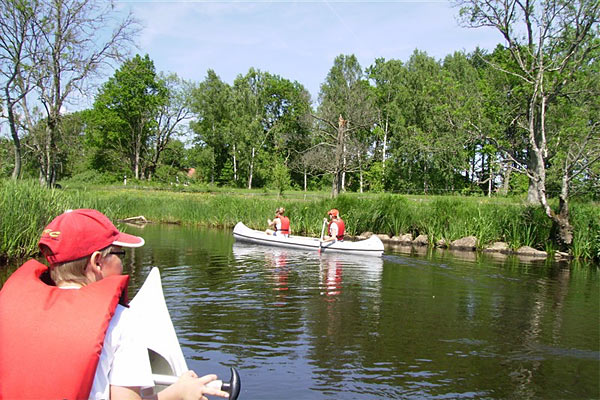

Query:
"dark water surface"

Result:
[[119, 223, 599, 400], [5, 222, 597, 399]]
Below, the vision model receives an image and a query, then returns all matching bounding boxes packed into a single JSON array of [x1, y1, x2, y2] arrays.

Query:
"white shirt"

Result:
[[89, 304, 155, 399], [329, 221, 339, 239]]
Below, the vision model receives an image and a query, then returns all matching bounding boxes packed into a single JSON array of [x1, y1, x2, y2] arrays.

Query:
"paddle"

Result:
[[318, 217, 327, 253], [153, 367, 241, 399]]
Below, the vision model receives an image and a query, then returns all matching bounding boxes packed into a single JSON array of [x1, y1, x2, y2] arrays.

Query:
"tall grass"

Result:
[[1, 181, 599, 264], [0, 180, 70, 262]]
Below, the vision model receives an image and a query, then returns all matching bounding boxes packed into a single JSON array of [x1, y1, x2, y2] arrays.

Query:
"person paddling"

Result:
[[0, 209, 230, 400], [322, 209, 345, 242], [266, 207, 290, 238]]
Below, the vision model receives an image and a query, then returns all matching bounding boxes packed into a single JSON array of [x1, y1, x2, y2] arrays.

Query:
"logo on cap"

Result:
[[42, 229, 61, 239]]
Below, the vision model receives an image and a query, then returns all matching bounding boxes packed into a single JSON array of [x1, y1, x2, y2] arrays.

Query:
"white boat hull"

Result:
[[233, 222, 384, 257], [129, 268, 188, 387]]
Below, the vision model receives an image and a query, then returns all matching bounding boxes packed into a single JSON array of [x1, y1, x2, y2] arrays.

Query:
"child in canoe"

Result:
[[266, 207, 290, 238], [0, 209, 230, 400]]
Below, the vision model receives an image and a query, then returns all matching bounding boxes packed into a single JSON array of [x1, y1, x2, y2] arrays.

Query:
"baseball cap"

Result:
[[328, 209, 339, 217], [39, 209, 145, 265]]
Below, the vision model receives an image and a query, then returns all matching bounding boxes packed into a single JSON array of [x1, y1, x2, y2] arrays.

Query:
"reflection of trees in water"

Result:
[[509, 267, 571, 398]]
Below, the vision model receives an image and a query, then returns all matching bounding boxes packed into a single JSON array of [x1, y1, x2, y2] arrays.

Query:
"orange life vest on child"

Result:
[[277, 216, 290, 235], [328, 219, 345, 240], [0, 259, 129, 400]]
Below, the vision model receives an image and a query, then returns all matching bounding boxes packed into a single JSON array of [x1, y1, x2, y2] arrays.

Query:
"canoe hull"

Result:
[[233, 222, 384, 257]]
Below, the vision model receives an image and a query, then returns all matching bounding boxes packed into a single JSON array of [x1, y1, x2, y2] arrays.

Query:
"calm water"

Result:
[[6, 223, 599, 399]]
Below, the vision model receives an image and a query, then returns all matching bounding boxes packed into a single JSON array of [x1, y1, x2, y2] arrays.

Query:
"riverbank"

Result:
[[1, 180, 599, 265]]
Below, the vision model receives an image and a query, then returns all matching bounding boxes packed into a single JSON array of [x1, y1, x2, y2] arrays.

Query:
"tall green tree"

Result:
[[455, 0, 600, 249], [190, 70, 235, 184], [87, 54, 167, 179], [231, 68, 311, 189], [367, 58, 407, 176]]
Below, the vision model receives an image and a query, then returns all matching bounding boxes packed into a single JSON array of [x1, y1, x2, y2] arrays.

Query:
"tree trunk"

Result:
[[233, 142, 237, 182], [527, 149, 541, 204], [358, 149, 363, 193], [488, 160, 492, 197], [7, 106, 21, 180], [554, 168, 574, 250], [248, 146, 255, 189], [332, 115, 346, 198], [303, 168, 307, 192], [500, 165, 512, 196], [382, 114, 388, 172]]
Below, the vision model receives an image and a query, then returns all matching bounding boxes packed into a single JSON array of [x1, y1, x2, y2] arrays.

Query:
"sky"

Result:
[[113, 0, 503, 103]]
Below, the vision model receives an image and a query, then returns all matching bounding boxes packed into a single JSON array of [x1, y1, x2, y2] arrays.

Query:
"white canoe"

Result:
[[129, 267, 240, 397], [129, 267, 188, 389], [233, 221, 384, 257]]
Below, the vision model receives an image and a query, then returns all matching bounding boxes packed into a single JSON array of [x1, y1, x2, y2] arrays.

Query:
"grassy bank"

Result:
[[1, 180, 599, 264]]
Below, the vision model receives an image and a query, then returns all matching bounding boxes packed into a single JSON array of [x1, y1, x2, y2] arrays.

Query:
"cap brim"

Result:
[[113, 232, 145, 248]]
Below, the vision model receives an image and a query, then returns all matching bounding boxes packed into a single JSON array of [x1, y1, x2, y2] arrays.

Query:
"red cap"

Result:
[[328, 209, 339, 217], [38, 209, 145, 265]]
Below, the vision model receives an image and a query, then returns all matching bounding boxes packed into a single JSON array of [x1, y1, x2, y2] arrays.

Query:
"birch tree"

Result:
[[455, 0, 600, 249]]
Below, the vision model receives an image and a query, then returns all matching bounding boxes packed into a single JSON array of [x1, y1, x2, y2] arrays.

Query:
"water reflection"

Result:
[[232, 242, 384, 303]]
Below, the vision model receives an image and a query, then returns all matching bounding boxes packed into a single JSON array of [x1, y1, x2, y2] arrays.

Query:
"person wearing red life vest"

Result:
[[0, 209, 229, 400], [266, 207, 290, 238], [323, 209, 345, 242]]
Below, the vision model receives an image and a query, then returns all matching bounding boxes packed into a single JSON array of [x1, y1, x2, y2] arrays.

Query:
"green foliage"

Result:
[[509, 173, 529, 196], [86, 54, 168, 178], [364, 162, 385, 193], [269, 163, 291, 195], [60, 170, 123, 187]]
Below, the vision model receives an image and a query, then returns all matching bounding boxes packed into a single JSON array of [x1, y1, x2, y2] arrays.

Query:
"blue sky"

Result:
[[119, 0, 503, 102]]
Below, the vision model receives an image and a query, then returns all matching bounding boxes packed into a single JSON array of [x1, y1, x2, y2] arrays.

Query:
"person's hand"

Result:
[[171, 370, 230, 400]]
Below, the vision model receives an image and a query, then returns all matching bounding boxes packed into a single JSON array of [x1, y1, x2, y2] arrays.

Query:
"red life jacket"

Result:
[[328, 219, 345, 240], [277, 216, 290, 235], [0, 259, 129, 400]]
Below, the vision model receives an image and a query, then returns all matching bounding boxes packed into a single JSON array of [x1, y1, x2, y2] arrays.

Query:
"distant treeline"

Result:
[[1, 180, 598, 267]]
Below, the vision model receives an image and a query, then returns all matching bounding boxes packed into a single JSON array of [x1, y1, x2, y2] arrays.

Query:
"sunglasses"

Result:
[[109, 249, 126, 258]]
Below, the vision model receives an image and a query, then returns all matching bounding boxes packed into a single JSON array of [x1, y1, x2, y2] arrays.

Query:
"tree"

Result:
[[0, 0, 40, 179], [231, 68, 311, 189], [455, 0, 600, 249], [315, 54, 376, 197], [88, 54, 167, 179], [15, 0, 139, 186], [148, 72, 194, 180], [367, 58, 407, 175], [190, 70, 235, 184]]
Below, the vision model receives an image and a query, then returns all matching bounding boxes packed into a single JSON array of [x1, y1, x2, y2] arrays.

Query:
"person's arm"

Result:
[[110, 372, 229, 400], [322, 222, 338, 242], [156, 372, 229, 400]]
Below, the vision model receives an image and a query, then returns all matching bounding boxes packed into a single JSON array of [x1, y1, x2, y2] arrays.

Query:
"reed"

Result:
[[1, 181, 598, 264], [0, 180, 70, 262]]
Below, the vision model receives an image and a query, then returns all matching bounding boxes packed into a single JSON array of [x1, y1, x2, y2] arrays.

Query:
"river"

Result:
[[5, 223, 600, 399]]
